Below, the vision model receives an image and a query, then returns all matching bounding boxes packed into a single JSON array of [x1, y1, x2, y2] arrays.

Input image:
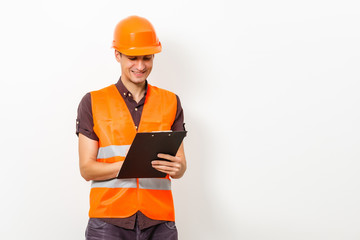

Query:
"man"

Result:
[[76, 16, 186, 240]]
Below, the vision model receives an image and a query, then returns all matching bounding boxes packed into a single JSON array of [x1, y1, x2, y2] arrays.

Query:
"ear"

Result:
[[115, 50, 121, 63]]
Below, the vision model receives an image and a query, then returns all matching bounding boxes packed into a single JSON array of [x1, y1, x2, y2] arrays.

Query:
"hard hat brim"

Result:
[[113, 44, 162, 56]]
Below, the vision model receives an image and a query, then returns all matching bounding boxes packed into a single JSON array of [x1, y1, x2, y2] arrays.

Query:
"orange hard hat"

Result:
[[112, 16, 162, 56]]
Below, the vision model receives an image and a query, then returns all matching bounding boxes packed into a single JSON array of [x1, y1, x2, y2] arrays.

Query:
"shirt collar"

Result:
[[115, 76, 148, 99]]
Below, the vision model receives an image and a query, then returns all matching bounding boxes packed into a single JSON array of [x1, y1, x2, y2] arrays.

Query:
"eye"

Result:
[[128, 57, 137, 61]]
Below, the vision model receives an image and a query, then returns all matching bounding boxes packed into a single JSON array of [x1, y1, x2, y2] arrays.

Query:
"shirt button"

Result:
[[135, 126, 138, 129], [135, 108, 138, 111], [123, 92, 126, 96], [128, 93, 132, 97]]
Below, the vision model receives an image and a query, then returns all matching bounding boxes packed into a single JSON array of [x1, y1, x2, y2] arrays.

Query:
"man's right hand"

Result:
[[78, 133, 123, 181]]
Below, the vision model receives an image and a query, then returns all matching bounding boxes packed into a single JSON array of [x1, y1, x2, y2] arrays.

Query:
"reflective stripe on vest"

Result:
[[139, 178, 171, 190], [91, 178, 171, 190], [91, 178, 137, 188], [97, 145, 130, 159]]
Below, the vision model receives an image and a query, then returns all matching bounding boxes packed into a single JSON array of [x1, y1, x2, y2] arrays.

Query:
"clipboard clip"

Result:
[[151, 130, 173, 137]]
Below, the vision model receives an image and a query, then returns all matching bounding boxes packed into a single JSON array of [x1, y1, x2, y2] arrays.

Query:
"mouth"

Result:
[[131, 70, 146, 77]]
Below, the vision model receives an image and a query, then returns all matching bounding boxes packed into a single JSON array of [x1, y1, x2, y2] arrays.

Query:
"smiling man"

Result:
[[76, 16, 186, 240]]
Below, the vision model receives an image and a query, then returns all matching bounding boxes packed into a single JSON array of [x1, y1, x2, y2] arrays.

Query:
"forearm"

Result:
[[172, 143, 186, 178], [80, 161, 123, 181]]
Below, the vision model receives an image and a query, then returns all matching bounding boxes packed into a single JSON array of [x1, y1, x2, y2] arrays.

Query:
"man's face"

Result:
[[115, 51, 154, 85]]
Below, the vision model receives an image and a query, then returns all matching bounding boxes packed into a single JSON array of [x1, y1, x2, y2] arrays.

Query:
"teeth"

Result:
[[132, 70, 145, 73]]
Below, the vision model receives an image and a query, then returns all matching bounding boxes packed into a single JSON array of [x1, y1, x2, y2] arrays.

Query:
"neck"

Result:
[[121, 77, 146, 103]]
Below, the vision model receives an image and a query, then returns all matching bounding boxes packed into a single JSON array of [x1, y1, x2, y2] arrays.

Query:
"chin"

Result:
[[132, 75, 148, 82], [130, 78, 146, 84]]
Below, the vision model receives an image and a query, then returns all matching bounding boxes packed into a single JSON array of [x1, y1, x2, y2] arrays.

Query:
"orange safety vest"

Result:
[[89, 84, 177, 221]]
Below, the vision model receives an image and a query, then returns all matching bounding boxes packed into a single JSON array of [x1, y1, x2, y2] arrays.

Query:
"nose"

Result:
[[135, 59, 146, 71]]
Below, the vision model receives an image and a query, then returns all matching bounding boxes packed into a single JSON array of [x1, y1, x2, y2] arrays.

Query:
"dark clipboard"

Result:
[[117, 131, 187, 178]]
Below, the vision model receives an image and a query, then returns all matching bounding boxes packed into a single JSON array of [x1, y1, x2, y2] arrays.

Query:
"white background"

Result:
[[1, 0, 359, 239]]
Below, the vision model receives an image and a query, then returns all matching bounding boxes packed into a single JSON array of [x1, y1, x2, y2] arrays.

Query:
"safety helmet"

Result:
[[112, 16, 162, 56]]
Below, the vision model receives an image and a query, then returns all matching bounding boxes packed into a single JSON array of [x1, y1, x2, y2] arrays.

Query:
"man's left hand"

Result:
[[151, 143, 186, 179]]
